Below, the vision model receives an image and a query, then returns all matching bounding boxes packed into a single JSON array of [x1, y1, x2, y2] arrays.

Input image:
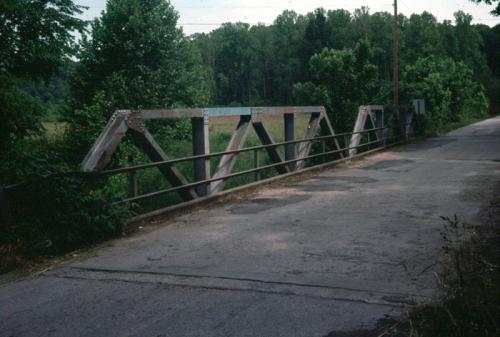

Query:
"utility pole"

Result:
[[393, 0, 399, 118]]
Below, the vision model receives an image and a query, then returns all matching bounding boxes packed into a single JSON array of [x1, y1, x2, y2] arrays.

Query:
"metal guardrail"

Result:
[[107, 126, 391, 205]]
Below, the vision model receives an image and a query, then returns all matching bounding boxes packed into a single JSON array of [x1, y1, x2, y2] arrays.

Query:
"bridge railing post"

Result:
[[321, 138, 326, 162], [253, 149, 260, 181], [128, 170, 138, 198]]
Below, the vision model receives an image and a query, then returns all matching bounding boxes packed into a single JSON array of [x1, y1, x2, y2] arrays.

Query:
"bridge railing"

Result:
[[0, 122, 411, 228], [105, 125, 393, 205]]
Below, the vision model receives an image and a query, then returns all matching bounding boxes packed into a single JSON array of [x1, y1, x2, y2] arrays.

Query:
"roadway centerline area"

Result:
[[2, 117, 500, 337]]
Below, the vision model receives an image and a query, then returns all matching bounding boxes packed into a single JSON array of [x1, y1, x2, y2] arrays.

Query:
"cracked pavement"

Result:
[[2, 117, 500, 337]]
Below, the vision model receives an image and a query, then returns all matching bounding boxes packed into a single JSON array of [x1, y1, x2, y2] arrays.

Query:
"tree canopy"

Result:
[[0, 0, 85, 150]]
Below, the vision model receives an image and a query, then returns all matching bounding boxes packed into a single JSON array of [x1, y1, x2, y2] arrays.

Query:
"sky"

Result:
[[75, 0, 500, 35]]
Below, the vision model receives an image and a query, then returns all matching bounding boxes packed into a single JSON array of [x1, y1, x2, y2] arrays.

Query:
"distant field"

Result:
[[42, 122, 68, 135]]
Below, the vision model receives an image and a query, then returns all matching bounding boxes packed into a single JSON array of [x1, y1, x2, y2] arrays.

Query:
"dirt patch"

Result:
[[361, 159, 414, 170], [228, 194, 312, 214]]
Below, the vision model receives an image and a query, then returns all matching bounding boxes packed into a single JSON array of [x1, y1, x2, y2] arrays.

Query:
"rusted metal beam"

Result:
[[128, 128, 198, 201], [210, 115, 252, 194], [296, 112, 322, 169]]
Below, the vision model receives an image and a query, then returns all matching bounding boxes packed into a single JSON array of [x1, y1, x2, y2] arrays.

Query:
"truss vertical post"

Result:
[[284, 113, 296, 171], [192, 111, 210, 196]]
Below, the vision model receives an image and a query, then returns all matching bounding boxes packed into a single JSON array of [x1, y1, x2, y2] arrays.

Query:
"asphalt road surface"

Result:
[[2, 117, 500, 337]]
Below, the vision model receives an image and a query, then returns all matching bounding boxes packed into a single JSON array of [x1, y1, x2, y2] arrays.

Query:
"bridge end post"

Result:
[[192, 111, 211, 196]]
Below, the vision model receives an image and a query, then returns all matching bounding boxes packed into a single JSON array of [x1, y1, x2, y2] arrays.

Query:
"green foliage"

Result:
[[0, 0, 84, 149], [0, 71, 44, 151], [0, 0, 85, 79], [2, 2, 499, 270], [192, 8, 499, 122], [0, 138, 132, 264], [66, 0, 210, 164], [293, 40, 385, 131], [402, 56, 488, 134]]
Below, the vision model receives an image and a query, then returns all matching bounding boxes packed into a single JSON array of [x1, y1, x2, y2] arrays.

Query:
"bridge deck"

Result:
[[2, 117, 500, 337]]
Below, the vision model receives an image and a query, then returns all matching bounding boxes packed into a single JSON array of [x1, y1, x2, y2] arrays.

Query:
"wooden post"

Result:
[[284, 113, 296, 171], [192, 112, 210, 196]]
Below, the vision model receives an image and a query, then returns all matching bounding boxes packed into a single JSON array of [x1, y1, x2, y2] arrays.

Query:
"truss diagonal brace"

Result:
[[82, 111, 130, 172], [128, 128, 198, 201], [296, 112, 322, 169], [210, 115, 252, 194], [349, 105, 384, 157], [82, 110, 198, 201], [319, 112, 344, 160], [252, 112, 289, 175]]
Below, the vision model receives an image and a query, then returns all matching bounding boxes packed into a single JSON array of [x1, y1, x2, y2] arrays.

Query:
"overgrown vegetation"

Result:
[[1, 0, 499, 272], [407, 216, 499, 337]]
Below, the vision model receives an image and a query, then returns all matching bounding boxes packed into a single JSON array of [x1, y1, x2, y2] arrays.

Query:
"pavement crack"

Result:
[[50, 273, 406, 308], [63, 266, 422, 297]]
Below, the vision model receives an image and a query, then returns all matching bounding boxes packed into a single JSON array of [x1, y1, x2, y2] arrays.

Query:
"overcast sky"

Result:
[[75, 0, 500, 35]]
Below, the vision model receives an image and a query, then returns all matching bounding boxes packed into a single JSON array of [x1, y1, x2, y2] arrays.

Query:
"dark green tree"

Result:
[[0, 0, 85, 152], [67, 0, 210, 161], [294, 40, 383, 131], [207, 23, 253, 105], [271, 10, 306, 104], [401, 56, 488, 132], [300, 8, 331, 79]]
